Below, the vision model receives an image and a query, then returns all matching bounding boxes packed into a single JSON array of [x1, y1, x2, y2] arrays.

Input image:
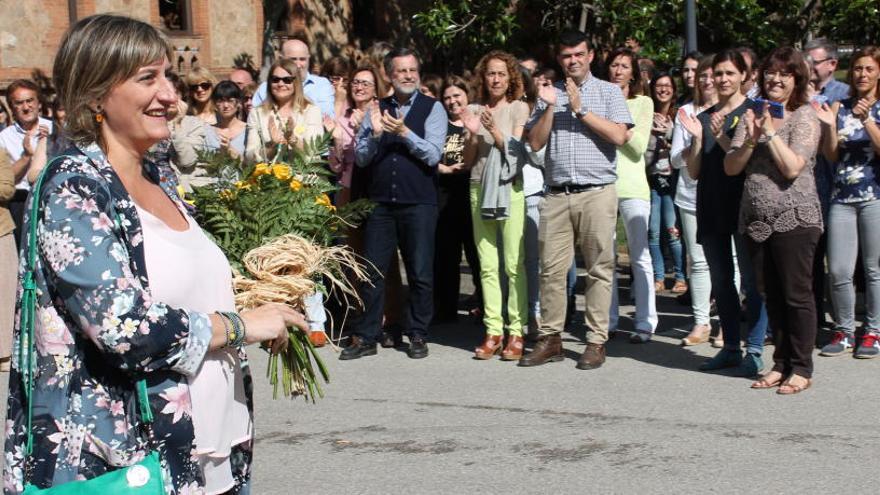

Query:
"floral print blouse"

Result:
[[833, 98, 880, 204], [3, 143, 253, 494]]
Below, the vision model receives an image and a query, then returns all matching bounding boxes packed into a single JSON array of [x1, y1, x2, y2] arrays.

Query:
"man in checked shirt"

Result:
[[519, 30, 633, 370]]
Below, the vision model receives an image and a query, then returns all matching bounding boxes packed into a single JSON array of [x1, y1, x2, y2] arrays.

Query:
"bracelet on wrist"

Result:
[[218, 311, 247, 347]]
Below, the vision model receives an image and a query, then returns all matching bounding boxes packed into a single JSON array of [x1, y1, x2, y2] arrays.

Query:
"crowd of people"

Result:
[[0, 10, 878, 493]]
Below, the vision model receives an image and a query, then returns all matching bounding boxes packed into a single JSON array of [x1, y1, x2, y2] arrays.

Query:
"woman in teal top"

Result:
[[606, 47, 658, 343]]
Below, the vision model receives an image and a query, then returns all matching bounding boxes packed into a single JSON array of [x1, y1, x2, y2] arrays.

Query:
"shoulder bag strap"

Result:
[[20, 155, 154, 465]]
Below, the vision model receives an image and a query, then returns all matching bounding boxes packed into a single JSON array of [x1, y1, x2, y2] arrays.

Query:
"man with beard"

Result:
[[341, 47, 447, 360], [519, 30, 632, 370], [0, 79, 53, 248]]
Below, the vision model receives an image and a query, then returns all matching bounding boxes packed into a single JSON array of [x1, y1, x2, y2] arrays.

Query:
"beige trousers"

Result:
[[538, 185, 618, 344]]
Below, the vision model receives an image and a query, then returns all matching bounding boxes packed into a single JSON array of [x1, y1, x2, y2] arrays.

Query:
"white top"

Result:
[[137, 204, 251, 495], [670, 102, 698, 211], [0, 117, 54, 190]]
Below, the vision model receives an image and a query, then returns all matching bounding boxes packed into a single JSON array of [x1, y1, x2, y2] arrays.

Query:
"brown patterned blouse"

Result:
[[730, 104, 823, 242]]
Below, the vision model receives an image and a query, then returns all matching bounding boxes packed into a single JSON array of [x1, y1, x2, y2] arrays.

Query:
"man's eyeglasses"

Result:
[[270, 76, 296, 85], [11, 97, 37, 107], [189, 82, 212, 92]]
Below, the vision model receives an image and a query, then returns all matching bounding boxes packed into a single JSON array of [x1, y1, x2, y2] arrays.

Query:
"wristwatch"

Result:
[[575, 109, 587, 120]]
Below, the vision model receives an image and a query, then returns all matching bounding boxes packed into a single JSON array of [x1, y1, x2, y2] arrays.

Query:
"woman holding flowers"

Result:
[[4, 14, 306, 493], [245, 58, 323, 164], [462, 50, 529, 361], [816, 46, 880, 359]]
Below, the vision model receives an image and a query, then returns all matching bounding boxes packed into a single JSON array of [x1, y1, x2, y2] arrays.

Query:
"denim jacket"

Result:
[[3, 143, 253, 494]]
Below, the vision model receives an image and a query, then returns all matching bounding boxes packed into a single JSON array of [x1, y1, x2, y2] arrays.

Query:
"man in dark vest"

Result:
[[341, 47, 448, 360]]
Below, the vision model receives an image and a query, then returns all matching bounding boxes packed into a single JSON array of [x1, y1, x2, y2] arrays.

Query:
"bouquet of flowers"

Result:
[[190, 135, 373, 400]]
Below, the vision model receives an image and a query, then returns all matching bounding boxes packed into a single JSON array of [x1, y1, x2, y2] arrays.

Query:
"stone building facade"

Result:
[[0, 0, 358, 89]]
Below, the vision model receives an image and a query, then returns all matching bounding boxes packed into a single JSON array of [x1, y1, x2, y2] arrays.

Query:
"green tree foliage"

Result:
[[412, 0, 519, 69], [818, 0, 880, 45]]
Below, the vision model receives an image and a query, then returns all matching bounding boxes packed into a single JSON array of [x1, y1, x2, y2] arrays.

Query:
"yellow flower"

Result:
[[314, 193, 336, 211], [219, 189, 235, 200], [290, 179, 303, 192], [272, 164, 292, 181], [234, 180, 251, 191], [293, 124, 306, 138], [252, 163, 270, 177]]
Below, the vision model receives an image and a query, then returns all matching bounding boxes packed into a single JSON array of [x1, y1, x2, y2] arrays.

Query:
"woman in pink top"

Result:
[[326, 65, 385, 206]]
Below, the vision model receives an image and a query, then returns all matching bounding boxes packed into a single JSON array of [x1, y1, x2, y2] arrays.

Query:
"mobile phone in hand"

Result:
[[748, 98, 784, 119]]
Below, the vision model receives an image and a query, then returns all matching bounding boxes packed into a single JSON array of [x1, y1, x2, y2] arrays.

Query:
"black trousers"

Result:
[[747, 227, 821, 378], [433, 181, 480, 318]]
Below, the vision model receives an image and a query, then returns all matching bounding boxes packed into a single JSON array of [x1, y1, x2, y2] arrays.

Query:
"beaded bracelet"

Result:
[[216, 312, 233, 346], [218, 311, 246, 347]]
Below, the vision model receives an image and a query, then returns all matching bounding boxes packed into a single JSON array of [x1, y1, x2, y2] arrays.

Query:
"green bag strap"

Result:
[[20, 156, 154, 464]]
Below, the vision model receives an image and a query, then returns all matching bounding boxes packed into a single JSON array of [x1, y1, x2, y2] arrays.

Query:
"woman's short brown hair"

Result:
[[53, 14, 173, 145], [472, 50, 524, 104], [263, 58, 310, 112], [847, 46, 880, 100], [757, 47, 810, 111]]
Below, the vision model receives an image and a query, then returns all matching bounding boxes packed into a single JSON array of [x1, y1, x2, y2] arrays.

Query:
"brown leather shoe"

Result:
[[576, 343, 606, 370], [501, 335, 524, 361], [474, 334, 503, 359], [518, 334, 564, 367]]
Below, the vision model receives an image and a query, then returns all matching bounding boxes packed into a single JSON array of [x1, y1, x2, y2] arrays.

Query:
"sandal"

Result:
[[777, 375, 812, 395], [750, 371, 784, 389], [671, 280, 688, 294]]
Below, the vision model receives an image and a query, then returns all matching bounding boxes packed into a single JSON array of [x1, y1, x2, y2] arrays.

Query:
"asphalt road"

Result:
[[3, 273, 877, 494], [248, 278, 880, 495]]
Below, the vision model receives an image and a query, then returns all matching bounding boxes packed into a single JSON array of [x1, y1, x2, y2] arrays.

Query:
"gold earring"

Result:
[[95, 105, 104, 123]]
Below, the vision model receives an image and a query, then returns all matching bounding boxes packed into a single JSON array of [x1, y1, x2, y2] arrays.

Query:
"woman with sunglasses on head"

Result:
[[326, 65, 385, 207], [185, 66, 218, 125], [245, 58, 323, 164], [4, 14, 305, 492], [671, 56, 718, 347], [205, 80, 247, 159], [605, 46, 658, 343], [678, 50, 769, 377], [646, 72, 686, 296], [725, 47, 822, 394], [815, 46, 880, 359]]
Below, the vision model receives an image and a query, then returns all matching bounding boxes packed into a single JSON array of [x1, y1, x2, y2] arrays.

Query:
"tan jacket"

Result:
[[0, 148, 15, 237], [244, 103, 323, 164]]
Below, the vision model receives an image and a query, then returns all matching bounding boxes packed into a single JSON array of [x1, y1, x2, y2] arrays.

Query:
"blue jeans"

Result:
[[649, 188, 685, 281], [354, 203, 437, 344], [701, 231, 768, 355]]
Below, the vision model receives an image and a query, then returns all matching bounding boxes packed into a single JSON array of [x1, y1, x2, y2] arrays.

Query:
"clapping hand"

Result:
[[480, 108, 497, 134], [813, 102, 836, 127], [22, 124, 48, 157], [709, 111, 727, 139], [460, 107, 481, 135], [350, 108, 365, 129], [538, 81, 557, 106], [677, 108, 703, 139], [564, 78, 582, 115], [381, 109, 408, 137], [369, 101, 384, 137], [216, 128, 231, 150], [268, 117, 286, 145], [652, 113, 671, 134], [853, 97, 877, 123]]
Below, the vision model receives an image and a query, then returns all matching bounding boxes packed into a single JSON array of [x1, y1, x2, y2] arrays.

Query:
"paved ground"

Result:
[[248, 271, 880, 495], [3, 269, 879, 494]]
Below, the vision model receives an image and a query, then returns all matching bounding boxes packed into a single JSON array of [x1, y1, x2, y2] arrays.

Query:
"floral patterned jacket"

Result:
[[4, 143, 253, 494]]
